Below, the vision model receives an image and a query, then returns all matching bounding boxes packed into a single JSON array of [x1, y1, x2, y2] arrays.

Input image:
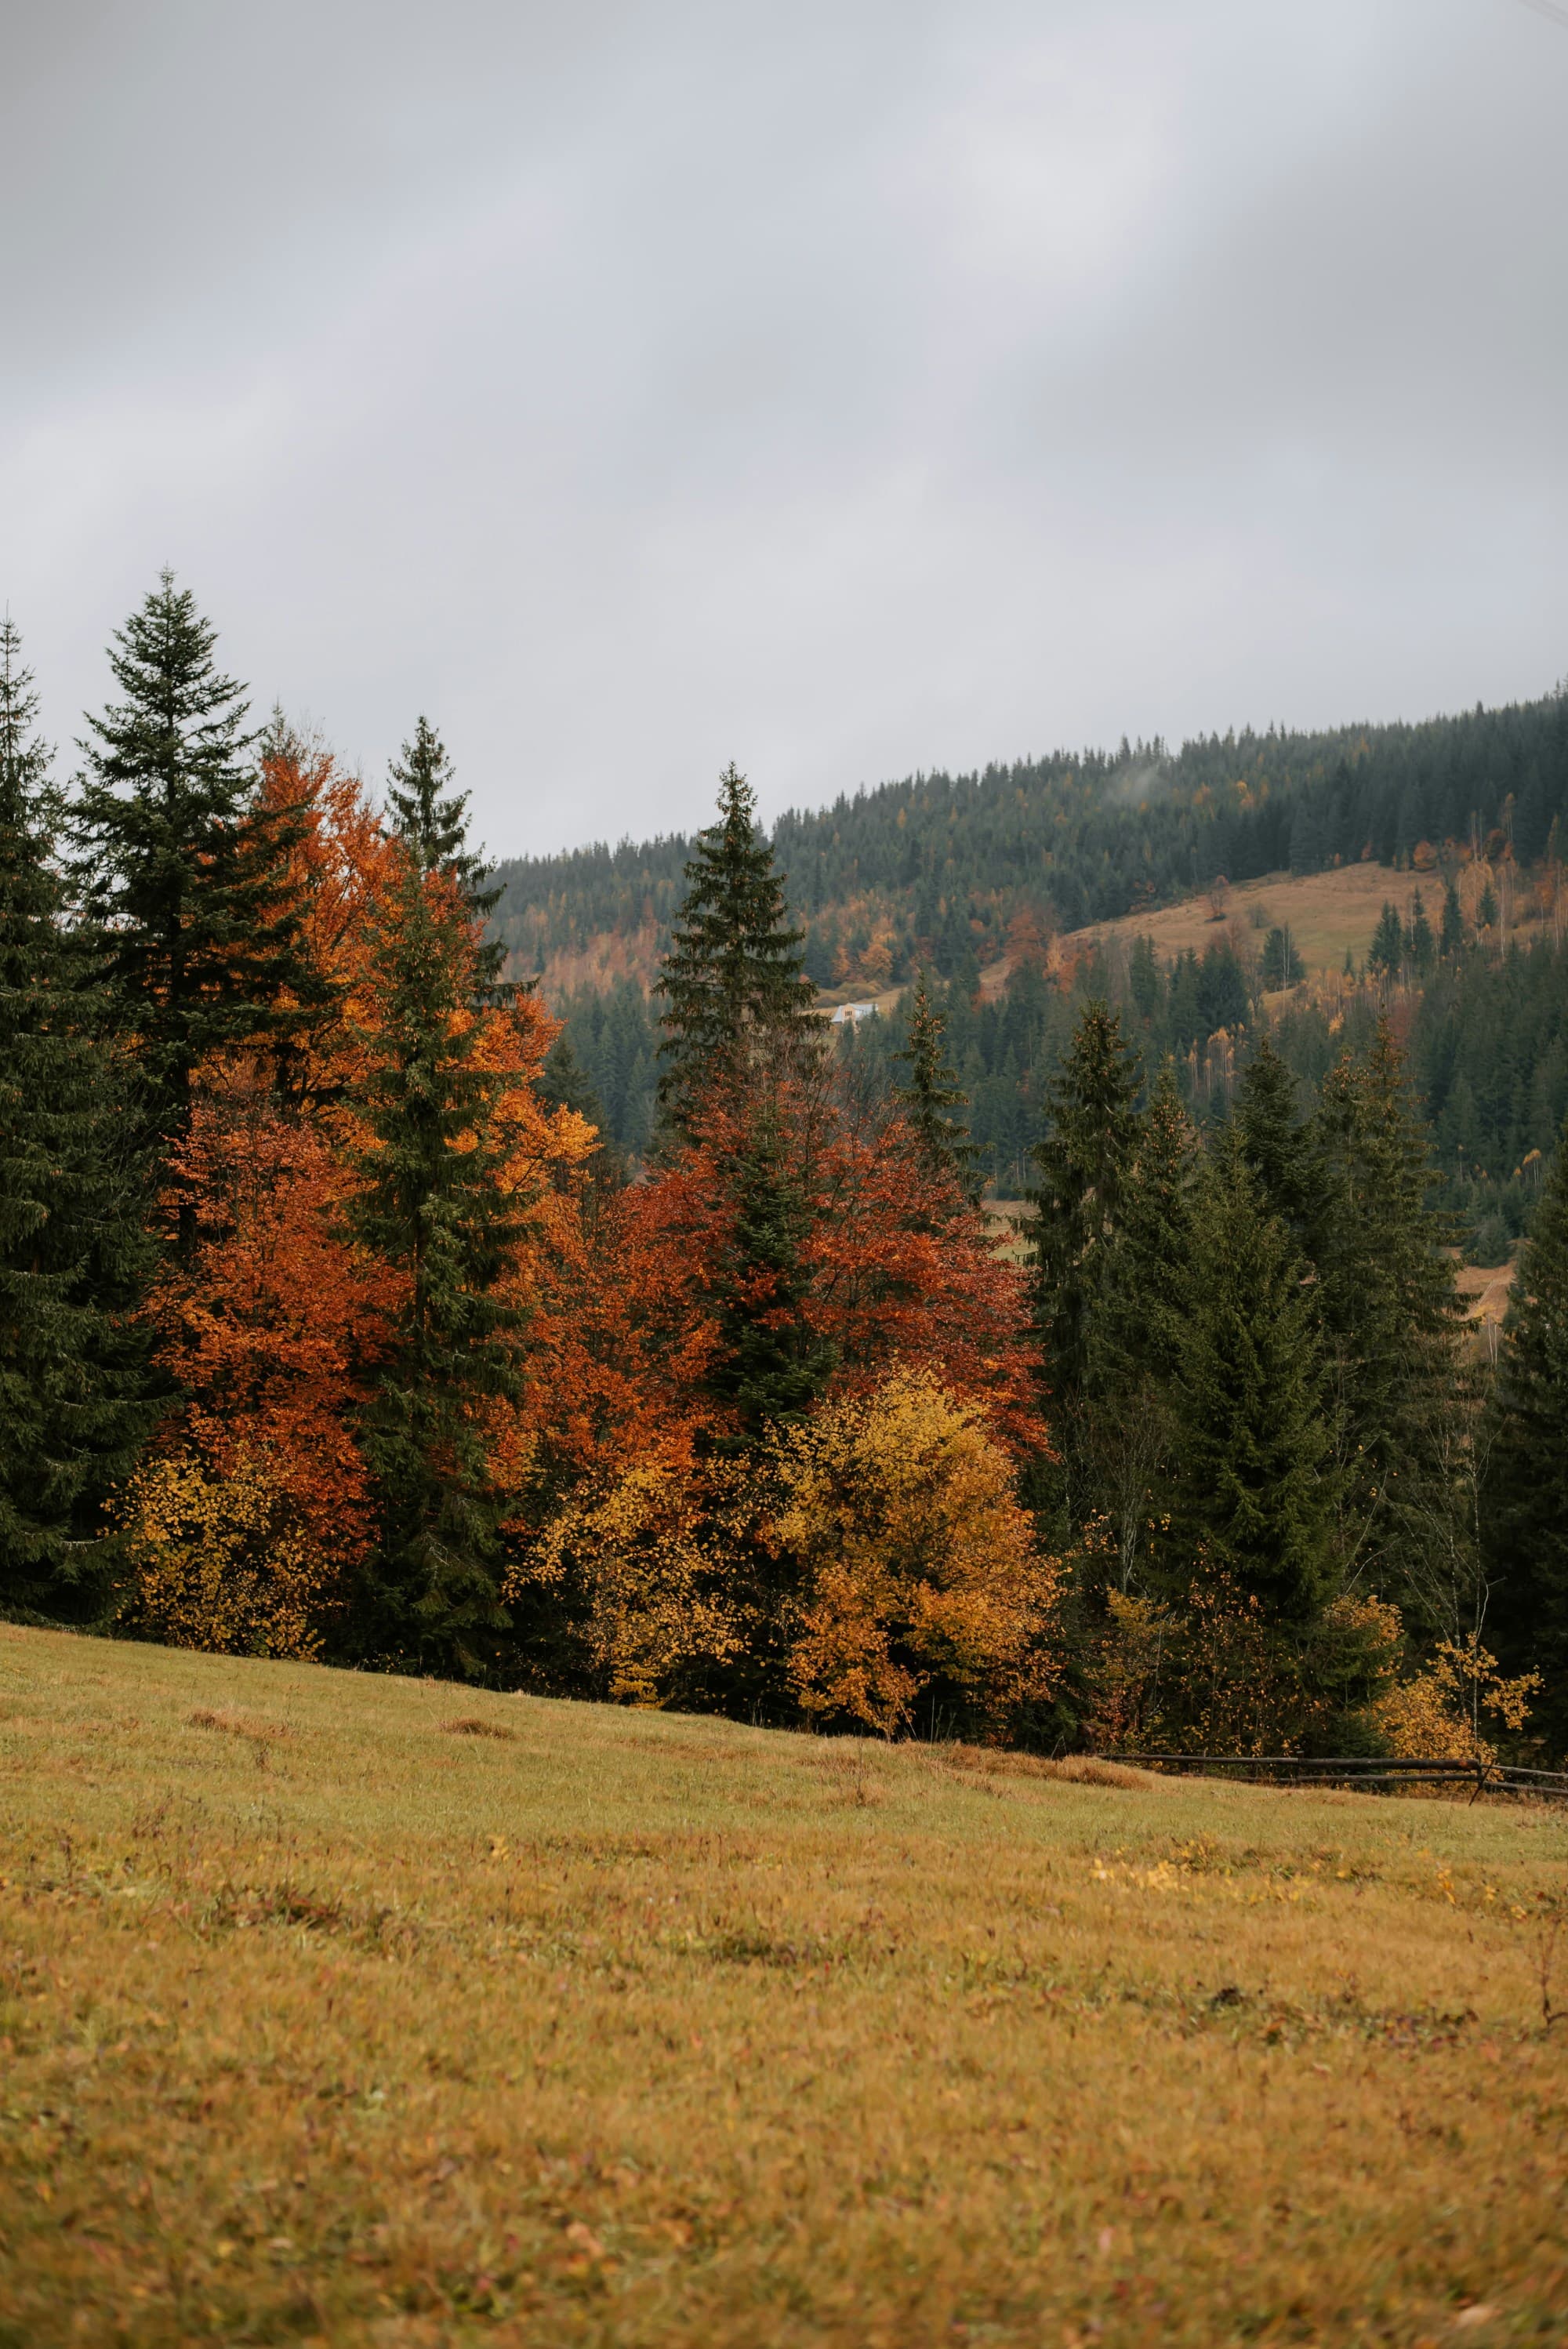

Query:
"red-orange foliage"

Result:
[[144, 752, 609, 1607], [147, 1064, 401, 1575], [136, 744, 411, 1585], [255, 736, 403, 1108], [517, 1179, 723, 1497], [518, 1068, 1040, 1493], [136, 749, 1042, 1661]]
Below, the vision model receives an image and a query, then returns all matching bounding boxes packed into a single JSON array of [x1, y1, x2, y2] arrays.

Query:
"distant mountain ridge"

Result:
[[491, 688, 1568, 1000]]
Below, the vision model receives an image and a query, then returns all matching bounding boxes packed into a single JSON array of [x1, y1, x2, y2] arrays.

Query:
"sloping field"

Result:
[[1055, 866, 1435, 985], [2, 1626, 1566, 2348]]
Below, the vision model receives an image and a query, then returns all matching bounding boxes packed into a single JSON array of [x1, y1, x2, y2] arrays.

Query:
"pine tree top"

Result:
[[387, 717, 498, 909], [386, 717, 507, 997], [1170, 1127, 1338, 1619], [78, 568, 256, 815], [71, 574, 315, 1145], [1031, 1000, 1142, 1213], [0, 618, 55, 838], [1234, 1034, 1330, 1251], [894, 968, 983, 1200], [658, 764, 820, 1130]]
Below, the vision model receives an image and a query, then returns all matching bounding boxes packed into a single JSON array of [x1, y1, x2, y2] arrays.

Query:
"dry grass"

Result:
[[2, 1623, 1566, 2348], [1046, 863, 1555, 989]]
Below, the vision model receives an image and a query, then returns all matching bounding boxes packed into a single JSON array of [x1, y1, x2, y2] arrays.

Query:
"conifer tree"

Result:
[[386, 716, 507, 992], [1405, 891, 1436, 975], [1167, 1134, 1336, 1621], [658, 764, 820, 1135], [1367, 901, 1404, 978], [1314, 1024, 1464, 1621], [1086, 1062, 1196, 1588], [1234, 1036, 1329, 1265], [350, 779, 531, 1676], [1261, 925, 1304, 988], [1028, 1001, 1143, 1414], [0, 620, 157, 1621], [1483, 1116, 1568, 1753], [1107, 1062, 1196, 1391], [1439, 880, 1466, 958], [894, 967, 982, 1200], [72, 574, 308, 1171], [706, 1105, 837, 1450], [1026, 1001, 1145, 1537]]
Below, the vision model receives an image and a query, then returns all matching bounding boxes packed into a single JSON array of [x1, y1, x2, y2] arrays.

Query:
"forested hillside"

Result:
[[493, 689, 1568, 991], [507, 688, 1568, 1235], [541, 863, 1568, 1252]]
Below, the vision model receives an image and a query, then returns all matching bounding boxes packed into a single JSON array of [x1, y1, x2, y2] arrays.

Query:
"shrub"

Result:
[[116, 1450, 331, 1658], [1083, 1575, 1404, 1756], [1373, 1635, 1540, 1765], [771, 1371, 1062, 1737]]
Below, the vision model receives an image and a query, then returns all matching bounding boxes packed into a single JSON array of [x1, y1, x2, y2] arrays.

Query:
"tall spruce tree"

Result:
[[658, 764, 820, 1135], [0, 620, 157, 1621], [73, 575, 309, 1176], [386, 716, 507, 993], [1167, 1133, 1337, 1621], [1439, 880, 1466, 959], [1085, 1061, 1197, 1589], [894, 967, 982, 1200], [1025, 1001, 1148, 1549], [657, 764, 833, 1448], [1483, 1116, 1568, 1754], [1367, 902, 1404, 978], [1406, 891, 1436, 975], [1028, 1004, 1142, 1408], [1104, 1062, 1196, 1392], [1313, 1024, 1464, 1623], [350, 764, 530, 1676]]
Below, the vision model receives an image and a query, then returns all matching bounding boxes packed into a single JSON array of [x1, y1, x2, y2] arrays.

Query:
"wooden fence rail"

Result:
[[1118, 1753, 1568, 1803]]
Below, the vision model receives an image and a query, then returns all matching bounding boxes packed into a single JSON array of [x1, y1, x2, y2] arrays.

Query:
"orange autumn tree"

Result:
[[124, 722, 597, 1665], [622, 1064, 1038, 1442], [119, 734, 407, 1651]]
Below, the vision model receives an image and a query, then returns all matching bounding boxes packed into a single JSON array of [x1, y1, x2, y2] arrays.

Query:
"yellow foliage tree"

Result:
[[116, 1450, 331, 1659], [770, 1371, 1062, 1737], [1374, 1635, 1540, 1766], [507, 1461, 749, 1706]]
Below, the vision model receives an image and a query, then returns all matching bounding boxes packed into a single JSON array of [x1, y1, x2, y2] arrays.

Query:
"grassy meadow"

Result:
[[1056, 866, 1436, 986], [2, 1624, 1566, 2349]]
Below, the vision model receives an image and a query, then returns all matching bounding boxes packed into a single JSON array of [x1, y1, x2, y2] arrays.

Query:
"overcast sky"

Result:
[[4, 0, 1566, 855]]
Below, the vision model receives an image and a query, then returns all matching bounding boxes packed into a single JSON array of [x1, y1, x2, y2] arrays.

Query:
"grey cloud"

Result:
[[3, 0, 1565, 854]]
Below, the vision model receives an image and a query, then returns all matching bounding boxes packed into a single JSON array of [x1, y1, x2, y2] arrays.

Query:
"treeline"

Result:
[[1040, 997, 1568, 1759], [492, 689, 1568, 991], [0, 591, 1039, 1722], [3, 581, 1566, 1763]]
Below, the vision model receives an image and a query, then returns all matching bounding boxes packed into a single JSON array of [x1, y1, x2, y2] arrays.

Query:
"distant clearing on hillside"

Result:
[[4, 1627, 1566, 2347], [830, 862, 1541, 1022], [1051, 864, 1475, 987]]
